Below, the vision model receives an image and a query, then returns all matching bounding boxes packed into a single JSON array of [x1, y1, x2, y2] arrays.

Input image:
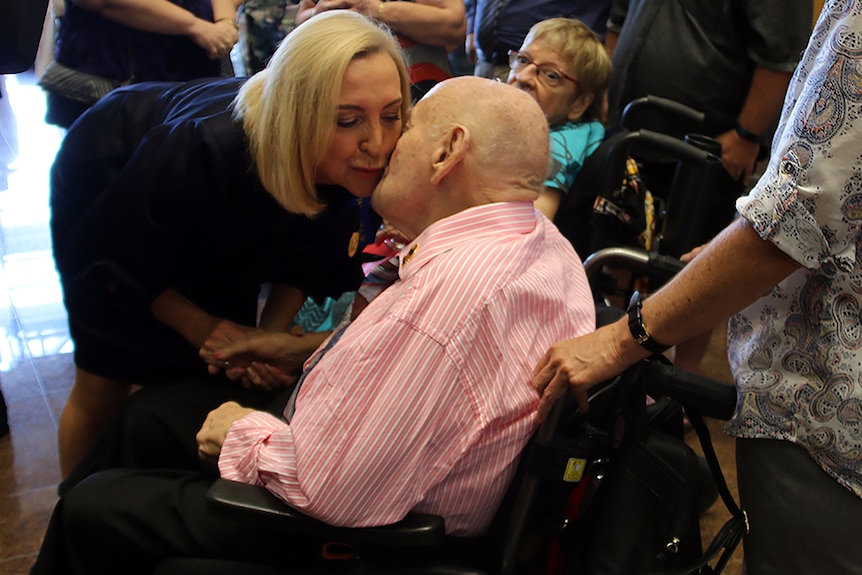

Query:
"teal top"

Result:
[[545, 120, 605, 193]]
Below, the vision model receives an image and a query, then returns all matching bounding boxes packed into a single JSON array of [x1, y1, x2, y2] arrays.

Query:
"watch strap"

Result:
[[626, 291, 670, 355], [734, 122, 761, 144]]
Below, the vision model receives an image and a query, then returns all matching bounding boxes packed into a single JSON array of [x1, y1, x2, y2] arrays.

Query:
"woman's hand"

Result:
[[532, 317, 646, 420], [295, 0, 360, 25], [188, 18, 238, 59], [206, 329, 330, 390], [199, 319, 262, 378]]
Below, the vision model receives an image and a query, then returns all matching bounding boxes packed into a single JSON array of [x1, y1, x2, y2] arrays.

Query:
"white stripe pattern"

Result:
[[219, 201, 595, 536]]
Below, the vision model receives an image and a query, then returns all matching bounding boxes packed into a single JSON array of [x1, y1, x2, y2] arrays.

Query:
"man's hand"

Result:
[[715, 129, 759, 185], [196, 401, 256, 465]]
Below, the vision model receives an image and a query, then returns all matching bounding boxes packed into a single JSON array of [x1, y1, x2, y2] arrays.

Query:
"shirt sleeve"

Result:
[[737, 24, 861, 273], [606, 0, 628, 34], [740, 0, 812, 73], [465, 0, 476, 35], [218, 316, 482, 527]]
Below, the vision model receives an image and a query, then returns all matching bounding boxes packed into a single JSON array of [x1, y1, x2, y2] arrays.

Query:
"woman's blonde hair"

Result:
[[234, 11, 411, 217], [525, 18, 612, 122]]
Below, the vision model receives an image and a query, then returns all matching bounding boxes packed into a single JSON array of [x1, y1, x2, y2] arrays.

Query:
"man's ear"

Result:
[[430, 125, 468, 185], [566, 92, 595, 123]]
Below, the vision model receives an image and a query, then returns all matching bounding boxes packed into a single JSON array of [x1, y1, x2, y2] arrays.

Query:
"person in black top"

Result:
[[50, 10, 411, 477]]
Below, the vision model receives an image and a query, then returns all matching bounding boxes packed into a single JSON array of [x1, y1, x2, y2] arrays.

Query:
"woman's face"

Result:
[[507, 39, 582, 127], [315, 51, 404, 198]]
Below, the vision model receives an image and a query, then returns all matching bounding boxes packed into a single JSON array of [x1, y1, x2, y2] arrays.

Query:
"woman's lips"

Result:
[[353, 167, 385, 179]]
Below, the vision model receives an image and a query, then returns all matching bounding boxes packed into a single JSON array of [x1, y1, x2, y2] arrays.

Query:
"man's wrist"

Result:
[[734, 122, 761, 144]]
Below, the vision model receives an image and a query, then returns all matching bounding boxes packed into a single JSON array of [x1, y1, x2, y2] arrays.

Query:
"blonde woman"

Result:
[[50, 10, 411, 478]]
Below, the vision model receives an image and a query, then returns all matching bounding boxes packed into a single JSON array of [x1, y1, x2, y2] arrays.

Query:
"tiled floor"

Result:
[[0, 71, 743, 575], [0, 71, 71, 575]]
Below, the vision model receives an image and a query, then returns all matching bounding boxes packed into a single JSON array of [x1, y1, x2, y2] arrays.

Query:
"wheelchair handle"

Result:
[[583, 246, 685, 284], [621, 95, 706, 132], [645, 359, 737, 420], [603, 129, 718, 194]]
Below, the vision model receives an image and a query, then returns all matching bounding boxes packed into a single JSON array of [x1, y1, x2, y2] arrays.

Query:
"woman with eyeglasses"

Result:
[[49, 11, 411, 479], [507, 17, 611, 220]]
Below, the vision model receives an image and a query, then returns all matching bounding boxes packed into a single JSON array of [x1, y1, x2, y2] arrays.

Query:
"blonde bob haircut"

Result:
[[234, 11, 411, 217], [524, 18, 612, 123]]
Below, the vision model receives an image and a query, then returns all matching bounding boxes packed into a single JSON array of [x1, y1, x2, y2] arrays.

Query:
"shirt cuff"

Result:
[[218, 410, 287, 484]]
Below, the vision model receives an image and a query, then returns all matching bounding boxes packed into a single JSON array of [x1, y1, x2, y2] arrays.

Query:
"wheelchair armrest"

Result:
[[206, 479, 448, 547]]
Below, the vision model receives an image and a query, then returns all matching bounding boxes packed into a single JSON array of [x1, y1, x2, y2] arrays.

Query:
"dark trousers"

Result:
[[737, 437, 862, 575], [33, 468, 323, 575], [34, 378, 298, 575], [60, 376, 287, 495]]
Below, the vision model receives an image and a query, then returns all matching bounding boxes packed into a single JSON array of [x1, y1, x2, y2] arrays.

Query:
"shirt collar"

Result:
[[395, 201, 539, 279]]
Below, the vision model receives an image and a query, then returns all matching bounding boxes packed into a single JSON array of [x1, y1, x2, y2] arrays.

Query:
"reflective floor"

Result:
[[0, 71, 72, 575]]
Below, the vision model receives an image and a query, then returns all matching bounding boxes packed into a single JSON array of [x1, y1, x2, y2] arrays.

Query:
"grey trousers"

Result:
[[736, 437, 862, 575]]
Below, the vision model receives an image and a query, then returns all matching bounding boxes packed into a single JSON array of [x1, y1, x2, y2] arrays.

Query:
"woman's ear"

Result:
[[430, 125, 468, 185], [566, 92, 595, 123]]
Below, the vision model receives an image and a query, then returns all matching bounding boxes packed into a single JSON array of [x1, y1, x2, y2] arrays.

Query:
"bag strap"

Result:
[[649, 409, 747, 575]]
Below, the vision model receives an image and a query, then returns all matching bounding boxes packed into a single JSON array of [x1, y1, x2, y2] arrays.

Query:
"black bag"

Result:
[[554, 361, 746, 575], [572, 427, 705, 574]]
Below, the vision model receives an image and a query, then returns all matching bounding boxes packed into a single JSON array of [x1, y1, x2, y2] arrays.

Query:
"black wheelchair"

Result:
[[154, 305, 744, 574]]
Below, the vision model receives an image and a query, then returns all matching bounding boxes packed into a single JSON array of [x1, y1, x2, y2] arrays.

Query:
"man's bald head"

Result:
[[421, 77, 550, 194], [372, 77, 551, 238]]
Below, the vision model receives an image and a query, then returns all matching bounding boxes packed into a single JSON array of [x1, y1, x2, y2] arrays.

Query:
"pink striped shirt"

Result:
[[219, 201, 595, 536]]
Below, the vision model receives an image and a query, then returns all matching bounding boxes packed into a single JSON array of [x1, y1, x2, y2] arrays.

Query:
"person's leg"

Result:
[[32, 469, 317, 575], [737, 437, 862, 575], [60, 376, 286, 494], [58, 367, 131, 478]]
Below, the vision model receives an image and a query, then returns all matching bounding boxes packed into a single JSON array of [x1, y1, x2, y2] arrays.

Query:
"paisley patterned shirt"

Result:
[[727, 0, 862, 499]]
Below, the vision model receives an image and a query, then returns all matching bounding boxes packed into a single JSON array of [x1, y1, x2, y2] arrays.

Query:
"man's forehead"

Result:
[[409, 96, 437, 125]]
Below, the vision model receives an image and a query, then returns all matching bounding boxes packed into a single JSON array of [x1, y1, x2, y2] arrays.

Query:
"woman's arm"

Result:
[[70, 0, 238, 58], [258, 283, 306, 331], [532, 218, 801, 417], [296, 0, 466, 48], [150, 287, 230, 349], [211, 0, 243, 22]]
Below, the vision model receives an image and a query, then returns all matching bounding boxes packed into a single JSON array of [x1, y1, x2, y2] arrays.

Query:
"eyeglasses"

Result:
[[507, 50, 579, 88]]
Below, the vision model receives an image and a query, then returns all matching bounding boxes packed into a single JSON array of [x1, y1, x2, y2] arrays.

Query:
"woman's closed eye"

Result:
[[337, 116, 361, 128]]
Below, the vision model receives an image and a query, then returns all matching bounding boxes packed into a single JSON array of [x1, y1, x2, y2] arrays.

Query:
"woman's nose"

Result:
[[361, 122, 385, 155], [515, 64, 538, 86]]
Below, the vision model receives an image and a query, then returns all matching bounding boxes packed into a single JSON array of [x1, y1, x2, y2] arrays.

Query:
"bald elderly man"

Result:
[[32, 76, 595, 575]]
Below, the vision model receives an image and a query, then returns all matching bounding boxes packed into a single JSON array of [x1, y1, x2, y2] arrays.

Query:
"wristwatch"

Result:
[[626, 291, 670, 354]]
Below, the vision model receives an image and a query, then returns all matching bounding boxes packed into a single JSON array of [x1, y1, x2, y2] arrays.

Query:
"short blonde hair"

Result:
[[524, 18, 612, 122], [234, 11, 411, 217]]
